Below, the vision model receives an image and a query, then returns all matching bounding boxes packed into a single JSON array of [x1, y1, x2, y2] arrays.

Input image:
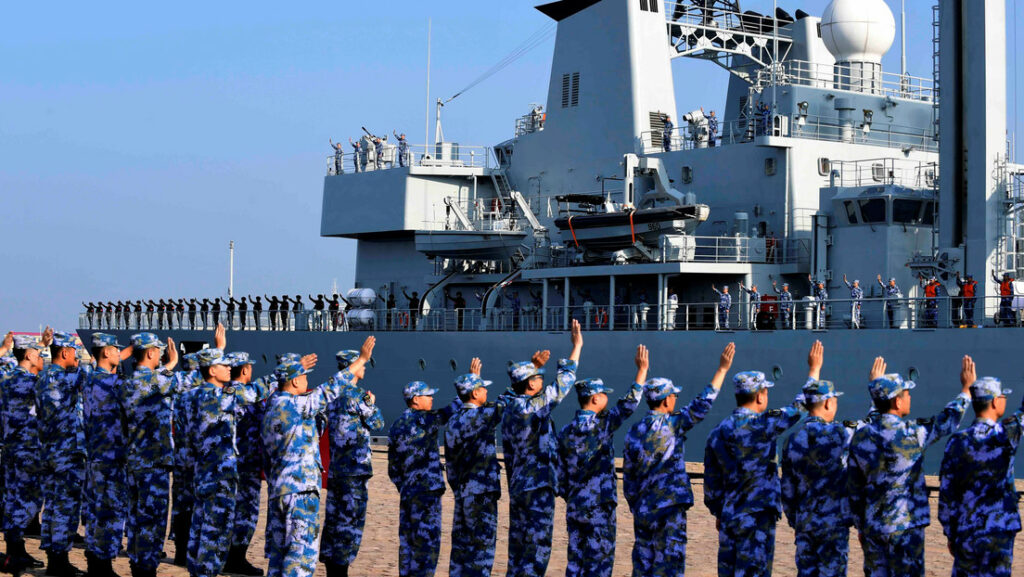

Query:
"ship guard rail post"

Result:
[[78, 296, 1024, 333]]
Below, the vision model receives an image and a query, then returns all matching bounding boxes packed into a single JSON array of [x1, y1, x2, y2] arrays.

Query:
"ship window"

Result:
[[418, 358, 426, 371], [893, 199, 923, 224], [682, 166, 693, 184], [764, 157, 776, 176], [561, 74, 570, 108], [908, 367, 920, 381], [818, 158, 831, 176], [844, 201, 858, 224], [571, 72, 580, 107], [922, 202, 935, 225], [450, 359, 458, 371], [858, 198, 886, 223], [772, 365, 784, 380], [640, 0, 648, 11]]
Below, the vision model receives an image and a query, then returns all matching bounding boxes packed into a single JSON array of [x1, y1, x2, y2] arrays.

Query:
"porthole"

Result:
[[772, 365, 784, 381], [369, 358, 376, 369], [818, 158, 831, 176], [681, 166, 693, 184], [908, 367, 920, 382], [450, 359, 458, 372], [418, 358, 426, 371]]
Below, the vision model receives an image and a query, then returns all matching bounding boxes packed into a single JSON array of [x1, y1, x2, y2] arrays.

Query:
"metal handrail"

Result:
[[79, 295, 1022, 333], [326, 143, 493, 175]]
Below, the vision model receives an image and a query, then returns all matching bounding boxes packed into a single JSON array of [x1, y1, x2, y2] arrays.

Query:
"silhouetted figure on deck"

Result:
[[403, 288, 421, 329], [251, 296, 263, 331], [265, 295, 280, 330]]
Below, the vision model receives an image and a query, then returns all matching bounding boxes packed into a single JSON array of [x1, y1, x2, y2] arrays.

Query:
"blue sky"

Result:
[[1, 0, 1021, 331]]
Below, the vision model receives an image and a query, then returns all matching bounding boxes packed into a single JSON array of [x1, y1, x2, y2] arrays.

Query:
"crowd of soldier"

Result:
[[2, 321, 1021, 577], [709, 270, 1017, 331], [330, 132, 409, 175], [80, 295, 351, 333]]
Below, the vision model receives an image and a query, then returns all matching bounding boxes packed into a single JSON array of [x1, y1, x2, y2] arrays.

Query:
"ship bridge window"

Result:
[[893, 199, 924, 224], [858, 198, 886, 223], [844, 201, 858, 225]]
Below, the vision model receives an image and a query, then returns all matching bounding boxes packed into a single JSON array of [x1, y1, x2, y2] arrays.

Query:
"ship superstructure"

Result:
[[320, 0, 1020, 333]]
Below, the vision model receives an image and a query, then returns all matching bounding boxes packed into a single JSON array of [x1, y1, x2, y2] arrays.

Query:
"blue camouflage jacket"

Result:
[[122, 366, 196, 471], [781, 413, 871, 533], [623, 384, 718, 518], [939, 398, 1024, 540], [444, 396, 510, 498], [83, 366, 127, 463], [772, 286, 793, 311], [261, 370, 363, 499], [35, 363, 90, 466], [1, 366, 42, 464], [236, 375, 277, 472], [704, 392, 805, 523], [501, 359, 578, 496], [558, 382, 644, 511], [387, 400, 461, 497], [325, 370, 384, 479], [848, 393, 968, 535], [712, 289, 731, 310], [181, 378, 272, 496]]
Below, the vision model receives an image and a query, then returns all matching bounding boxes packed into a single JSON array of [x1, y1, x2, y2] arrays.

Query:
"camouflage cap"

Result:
[[277, 361, 311, 382], [182, 352, 201, 371], [91, 333, 121, 349], [197, 348, 232, 368], [575, 378, 614, 397], [130, 333, 166, 350], [969, 377, 1012, 402], [644, 377, 681, 402], [965, 273, 974, 279], [734, 371, 774, 394], [403, 381, 439, 400], [508, 361, 544, 384], [276, 352, 301, 364], [225, 352, 252, 368], [454, 373, 492, 396], [802, 378, 844, 404], [868, 374, 916, 401], [13, 335, 45, 351], [336, 350, 360, 367], [52, 331, 79, 349], [0, 356, 16, 371]]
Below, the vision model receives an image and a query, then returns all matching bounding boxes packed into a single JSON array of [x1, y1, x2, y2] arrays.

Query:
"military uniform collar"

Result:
[[805, 415, 829, 424], [575, 409, 597, 418], [973, 417, 998, 427], [96, 366, 115, 375]]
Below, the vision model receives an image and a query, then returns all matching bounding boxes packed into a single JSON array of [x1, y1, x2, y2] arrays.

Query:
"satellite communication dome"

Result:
[[820, 0, 896, 64]]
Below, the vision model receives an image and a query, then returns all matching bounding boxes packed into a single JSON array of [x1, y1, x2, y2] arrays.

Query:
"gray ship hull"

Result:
[[80, 326, 1024, 477]]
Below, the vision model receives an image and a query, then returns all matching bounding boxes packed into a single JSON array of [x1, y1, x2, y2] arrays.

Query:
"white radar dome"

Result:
[[820, 0, 896, 64]]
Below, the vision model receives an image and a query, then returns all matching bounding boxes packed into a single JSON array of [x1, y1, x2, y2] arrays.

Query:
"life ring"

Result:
[[398, 312, 410, 328], [595, 309, 608, 327]]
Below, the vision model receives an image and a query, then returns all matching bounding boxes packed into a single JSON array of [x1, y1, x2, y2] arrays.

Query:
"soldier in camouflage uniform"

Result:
[[500, 319, 582, 577], [847, 357, 971, 577], [557, 345, 650, 577], [387, 378, 462, 577], [261, 336, 374, 577], [705, 341, 819, 577], [320, 349, 384, 577], [259, 353, 303, 564], [182, 350, 278, 577], [444, 368, 506, 577], [227, 351, 276, 577], [223, 354, 279, 577], [2, 332, 50, 575], [781, 355, 885, 577], [120, 332, 194, 577], [35, 331, 90, 577], [623, 343, 733, 577], [940, 373, 1024, 577], [82, 333, 131, 577], [171, 352, 201, 567]]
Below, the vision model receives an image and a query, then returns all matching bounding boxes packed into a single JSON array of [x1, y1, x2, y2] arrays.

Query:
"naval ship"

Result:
[[79, 0, 1024, 474]]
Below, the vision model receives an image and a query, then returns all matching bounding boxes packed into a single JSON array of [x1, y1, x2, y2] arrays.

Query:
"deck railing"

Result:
[[79, 295, 1024, 333]]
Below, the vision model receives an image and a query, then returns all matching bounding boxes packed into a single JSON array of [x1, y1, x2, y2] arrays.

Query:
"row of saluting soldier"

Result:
[[0, 321, 1020, 577]]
